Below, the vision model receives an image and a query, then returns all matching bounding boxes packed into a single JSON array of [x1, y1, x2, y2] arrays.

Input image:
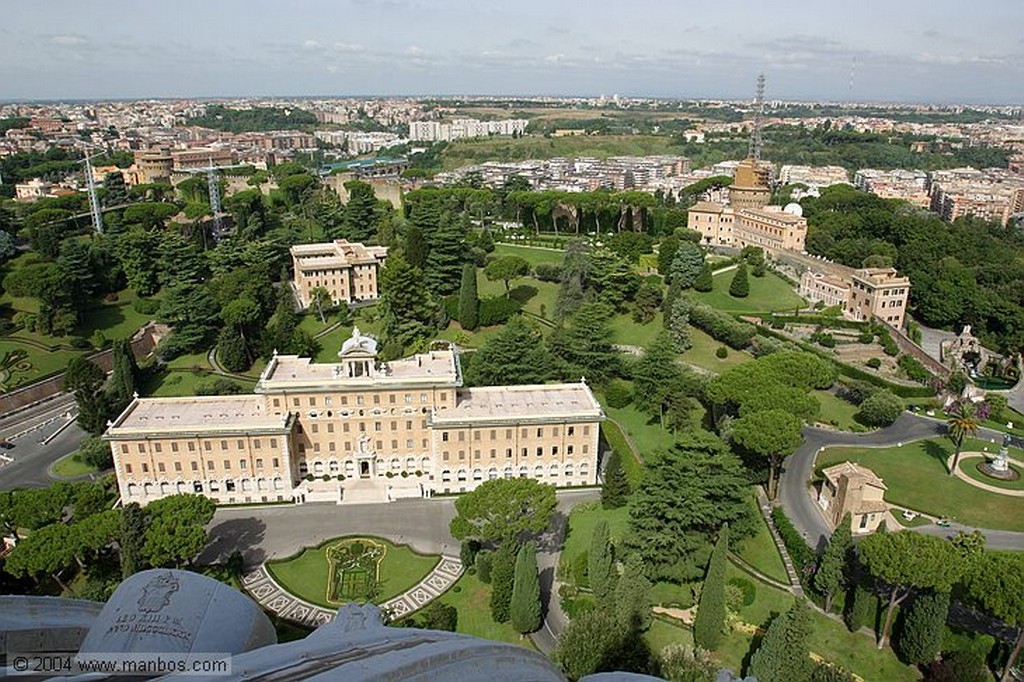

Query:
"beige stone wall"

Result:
[[111, 431, 295, 505], [294, 262, 380, 307]]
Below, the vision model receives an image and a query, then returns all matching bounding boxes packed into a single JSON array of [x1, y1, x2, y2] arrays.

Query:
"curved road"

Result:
[[778, 412, 1024, 551]]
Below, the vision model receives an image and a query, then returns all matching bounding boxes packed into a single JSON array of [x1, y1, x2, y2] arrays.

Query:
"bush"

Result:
[[857, 389, 904, 427], [478, 297, 522, 326], [844, 585, 876, 633], [811, 331, 837, 348], [69, 337, 92, 349], [133, 297, 160, 315], [604, 379, 633, 409], [926, 651, 990, 682], [534, 263, 562, 282], [858, 332, 875, 344], [460, 539, 481, 567], [678, 298, 756, 349], [836, 379, 878, 405], [771, 507, 816, 578], [715, 346, 728, 359], [898, 354, 931, 383], [866, 357, 882, 369], [476, 551, 493, 584], [771, 319, 786, 330], [572, 550, 589, 588], [727, 577, 756, 606], [879, 331, 899, 356]]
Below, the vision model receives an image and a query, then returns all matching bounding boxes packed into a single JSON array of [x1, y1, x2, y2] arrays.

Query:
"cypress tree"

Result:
[[120, 502, 147, 578], [693, 261, 714, 292], [693, 524, 729, 650], [749, 599, 813, 682], [424, 211, 468, 296], [671, 242, 704, 288], [601, 449, 631, 509], [489, 542, 517, 623], [843, 585, 875, 633], [510, 542, 542, 634], [896, 590, 949, 666], [457, 264, 479, 331], [729, 263, 750, 298], [614, 553, 652, 631], [814, 513, 852, 612], [107, 338, 138, 409], [588, 520, 615, 601]]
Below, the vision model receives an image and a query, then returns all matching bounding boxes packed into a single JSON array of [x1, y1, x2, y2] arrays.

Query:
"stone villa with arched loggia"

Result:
[[103, 328, 604, 506]]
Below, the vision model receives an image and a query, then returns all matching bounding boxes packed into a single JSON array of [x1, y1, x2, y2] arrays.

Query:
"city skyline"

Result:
[[2, 0, 1023, 104]]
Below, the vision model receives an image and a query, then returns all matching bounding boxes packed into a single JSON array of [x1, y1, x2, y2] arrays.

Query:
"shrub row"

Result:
[[682, 298, 757, 349], [754, 326, 935, 398], [771, 506, 816, 582], [443, 295, 522, 327], [769, 314, 870, 331]]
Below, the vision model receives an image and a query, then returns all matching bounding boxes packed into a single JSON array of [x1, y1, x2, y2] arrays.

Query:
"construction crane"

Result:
[[55, 138, 111, 235], [178, 159, 251, 239]]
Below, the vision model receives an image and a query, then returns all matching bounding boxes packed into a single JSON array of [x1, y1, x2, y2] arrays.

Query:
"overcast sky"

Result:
[[2, 0, 1022, 104]]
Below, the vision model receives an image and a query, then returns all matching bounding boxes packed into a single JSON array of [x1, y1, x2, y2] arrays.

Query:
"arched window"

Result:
[[534, 465, 545, 478], [518, 465, 528, 478], [472, 469, 483, 481], [488, 467, 498, 480], [441, 469, 452, 482], [503, 467, 514, 479], [456, 469, 467, 482], [549, 463, 560, 477]]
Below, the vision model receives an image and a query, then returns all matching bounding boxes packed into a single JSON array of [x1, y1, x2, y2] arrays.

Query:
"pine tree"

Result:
[[670, 242, 704, 288], [634, 331, 684, 423], [120, 502, 147, 578], [814, 513, 853, 612], [379, 251, 436, 350], [103, 171, 129, 206], [749, 599, 814, 682], [896, 590, 949, 666], [601, 449, 631, 509], [554, 240, 590, 321], [510, 542, 542, 634], [57, 239, 97, 299], [614, 553, 652, 631], [424, 211, 468, 296], [844, 585, 875, 633], [549, 302, 619, 383], [588, 520, 616, 601], [342, 180, 378, 243], [468, 317, 553, 386], [457, 264, 479, 331], [404, 224, 429, 270], [657, 234, 680, 276], [729, 263, 750, 298], [217, 327, 250, 373], [694, 524, 728, 650], [693, 261, 714, 292], [489, 542, 517, 623]]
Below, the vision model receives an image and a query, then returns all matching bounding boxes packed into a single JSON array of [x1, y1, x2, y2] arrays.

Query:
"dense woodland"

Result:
[[185, 104, 318, 133]]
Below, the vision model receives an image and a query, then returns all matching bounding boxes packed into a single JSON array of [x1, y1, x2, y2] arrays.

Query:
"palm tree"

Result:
[[947, 402, 980, 476]]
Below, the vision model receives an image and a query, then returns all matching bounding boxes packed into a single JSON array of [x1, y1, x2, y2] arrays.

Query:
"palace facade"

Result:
[[104, 329, 604, 506], [290, 240, 388, 308]]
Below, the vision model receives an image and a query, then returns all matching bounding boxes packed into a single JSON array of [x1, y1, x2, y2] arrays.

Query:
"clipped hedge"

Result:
[[769, 314, 870, 331], [478, 297, 522, 326], [682, 298, 756, 349], [771, 506, 816, 585], [754, 326, 935, 398]]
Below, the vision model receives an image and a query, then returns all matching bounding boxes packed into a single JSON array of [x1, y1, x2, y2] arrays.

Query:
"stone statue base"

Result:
[[978, 460, 1020, 481]]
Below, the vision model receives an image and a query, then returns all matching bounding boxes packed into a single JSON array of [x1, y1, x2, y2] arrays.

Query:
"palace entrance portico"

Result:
[[295, 435, 427, 505]]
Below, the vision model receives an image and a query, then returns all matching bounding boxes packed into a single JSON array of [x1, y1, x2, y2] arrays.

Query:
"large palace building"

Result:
[[290, 240, 388, 308], [104, 329, 604, 506]]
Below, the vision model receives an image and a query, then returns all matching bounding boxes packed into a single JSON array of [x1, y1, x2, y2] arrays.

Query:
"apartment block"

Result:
[[104, 329, 604, 506], [848, 267, 911, 328], [686, 203, 807, 255], [290, 240, 388, 308]]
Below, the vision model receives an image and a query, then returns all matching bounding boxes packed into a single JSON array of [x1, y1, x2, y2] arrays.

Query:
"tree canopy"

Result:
[[449, 478, 557, 544]]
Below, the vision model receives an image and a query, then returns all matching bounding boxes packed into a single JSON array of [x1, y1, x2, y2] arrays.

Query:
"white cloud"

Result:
[[544, 53, 565, 63], [50, 35, 87, 46], [406, 45, 424, 56], [333, 43, 365, 53], [302, 39, 321, 50]]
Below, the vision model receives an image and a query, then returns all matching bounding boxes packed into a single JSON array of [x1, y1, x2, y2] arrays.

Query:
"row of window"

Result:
[[124, 457, 281, 475], [441, 444, 587, 461], [123, 438, 279, 455], [439, 463, 589, 482], [441, 425, 588, 442], [273, 392, 442, 409], [305, 419, 428, 434], [125, 477, 286, 496]]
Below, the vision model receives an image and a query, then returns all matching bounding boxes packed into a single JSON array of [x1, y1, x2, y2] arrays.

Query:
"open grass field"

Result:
[[960, 458, 1024, 490], [491, 243, 565, 268], [816, 437, 1024, 531], [610, 311, 663, 348], [681, 327, 752, 372], [733, 493, 788, 584], [561, 502, 632, 571], [645, 618, 694, 657], [266, 536, 439, 609], [812, 389, 861, 431], [598, 418, 645, 486], [691, 271, 804, 313], [440, 135, 682, 170], [477, 272, 559, 321], [715, 564, 918, 681], [438, 572, 533, 647], [603, 402, 677, 462], [0, 339, 81, 390], [51, 453, 99, 478]]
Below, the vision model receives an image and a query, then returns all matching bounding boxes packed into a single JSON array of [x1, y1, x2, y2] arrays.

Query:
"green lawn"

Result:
[[681, 327, 752, 372], [598, 419, 645, 486], [0, 339, 81, 390], [477, 272, 559, 321], [691, 271, 804, 313], [144, 370, 255, 398], [440, 134, 681, 170], [266, 536, 439, 608], [492, 243, 565, 268], [645, 618, 694, 656], [716, 566, 918, 681], [562, 502, 632, 573], [602, 402, 676, 463], [51, 453, 99, 478], [733, 493, 788, 584], [816, 438, 1024, 531], [78, 290, 160, 341], [813, 390, 861, 431], [610, 311, 664, 348], [960, 458, 1024, 490], [438, 572, 533, 647]]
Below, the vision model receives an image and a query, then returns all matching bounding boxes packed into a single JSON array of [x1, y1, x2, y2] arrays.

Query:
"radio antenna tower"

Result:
[[206, 157, 224, 237], [748, 73, 766, 162], [83, 152, 105, 235]]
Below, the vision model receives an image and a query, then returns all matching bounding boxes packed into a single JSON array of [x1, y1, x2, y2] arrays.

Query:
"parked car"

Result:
[[0, 440, 14, 450]]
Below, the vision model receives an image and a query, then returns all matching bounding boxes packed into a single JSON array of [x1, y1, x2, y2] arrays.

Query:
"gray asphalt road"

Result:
[[778, 411, 1024, 551], [0, 396, 87, 490], [200, 488, 599, 653]]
